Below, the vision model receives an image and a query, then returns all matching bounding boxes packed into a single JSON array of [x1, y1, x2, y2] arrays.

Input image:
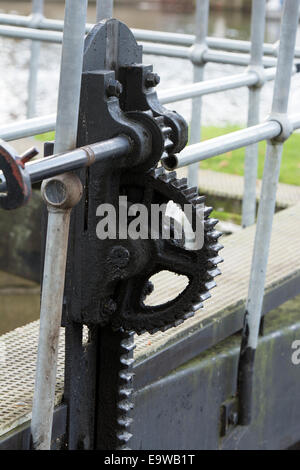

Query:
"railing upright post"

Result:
[[237, 0, 300, 425], [31, 0, 88, 450], [27, 0, 44, 118], [187, 0, 209, 188], [96, 0, 114, 22], [242, 0, 266, 227]]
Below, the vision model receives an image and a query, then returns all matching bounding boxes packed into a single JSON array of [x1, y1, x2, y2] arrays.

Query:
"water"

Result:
[[1, 1, 300, 128]]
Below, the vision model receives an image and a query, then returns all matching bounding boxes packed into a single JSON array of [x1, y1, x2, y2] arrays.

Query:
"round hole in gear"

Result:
[[143, 270, 189, 307]]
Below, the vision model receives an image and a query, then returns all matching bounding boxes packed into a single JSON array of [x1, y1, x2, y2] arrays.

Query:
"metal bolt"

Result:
[[109, 246, 130, 268], [106, 79, 123, 98], [144, 280, 154, 296], [145, 72, 160, 88], [103, 298, 117, 315], [141, 280, 154, 302]]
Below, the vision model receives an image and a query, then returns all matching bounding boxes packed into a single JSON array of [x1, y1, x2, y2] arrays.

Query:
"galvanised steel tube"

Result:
[[0, 24, 62, 42], [0, 136, 132, 192], [162, 111, 300, 169], [96, 0, 114, 22], [27, 0, 44, 118], [142, 42, 278, 67], [0, 22, 281, 68], [159, 67, 277, 104], [162, 121, 282, 169], [2, 12, 300, 58], [0, 68, 279, 142], [0, 113, 56, 141], [31, 0, 88, 451], [237, 0, 300, 426], [203, 49, 277, 68], [242, 0, 266, 228], [188, 0, 209, 189], [187, 0, 208, 188]]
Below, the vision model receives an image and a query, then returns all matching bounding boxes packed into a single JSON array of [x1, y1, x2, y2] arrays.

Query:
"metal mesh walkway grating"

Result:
[[177, 168, 300, 208], [0, 203, 299, 438]]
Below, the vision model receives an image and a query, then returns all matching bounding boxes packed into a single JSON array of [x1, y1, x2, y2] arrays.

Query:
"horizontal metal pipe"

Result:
[[162, 114, 300, 169], [1, 13, 300, 58], [142, 42, 277, 67], [134, 29, 300, 59], [203, 49, 277, 68], [0, 24, 62, 42], [0, 68, 281, 142], [159, 68, 277, 104], [0, 23, 279, 67], [0, 136, 132, 192], [0, 114, 56, 141]]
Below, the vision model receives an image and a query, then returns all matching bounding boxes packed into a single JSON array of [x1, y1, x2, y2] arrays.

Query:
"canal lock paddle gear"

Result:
[[0, 18, 223, 449]]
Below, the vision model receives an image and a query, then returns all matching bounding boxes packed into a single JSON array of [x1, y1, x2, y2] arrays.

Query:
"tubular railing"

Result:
[[0, 0, 299, 436]]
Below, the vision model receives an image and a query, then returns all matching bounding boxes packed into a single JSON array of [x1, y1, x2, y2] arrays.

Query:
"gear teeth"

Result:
[[194, 195, 206, 206], [192, 302, 203, 311], [206, 230, 223, 242], [171, 177, 188, 190], [117, 172, 223, 346], [204, 218, 219, 230], [207, 268, 221, 279], [208, 255, 224, 267], [117, 431, 133, 443], [120, 338, 136, 353], [119, 370, 135, 382], [154, 166, 165, 178], [148, 327, 160, 334], [159, 170, 177, 184], [208, 242, 224, 254], [199, 291, 212, 302], [117, 417, 133, 428], [182, 187, 198, 198], [118, 399, 134, 412], [159, 171, 177, 183], [164, 138, 174, 149], [167, 170, 177, 181], [120, 357, 135, 367], [155, 115, 165, 126], [118, 334, 134, 446], [136, 328, 148, 335], [119, 388, 134, 398], [162, 126, 172, 137], [183, 311, 195, 320], [205, 280, 217, 290], [204, 206, 213, 218]]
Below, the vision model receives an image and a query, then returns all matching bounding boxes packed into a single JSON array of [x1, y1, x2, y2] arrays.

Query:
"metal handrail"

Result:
[[0, 12, 299, 58], [0, 67, 280, 141]]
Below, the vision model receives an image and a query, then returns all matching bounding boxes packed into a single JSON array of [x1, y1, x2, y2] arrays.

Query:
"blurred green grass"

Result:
[[199, 125, 300, 186]]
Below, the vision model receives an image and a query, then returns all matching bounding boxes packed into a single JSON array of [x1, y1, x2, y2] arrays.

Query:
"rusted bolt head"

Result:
[[145, 72, 160, 88], [106, 79, 123, 98], [109, 246, 130, 268], [103, 298, 117, 315]]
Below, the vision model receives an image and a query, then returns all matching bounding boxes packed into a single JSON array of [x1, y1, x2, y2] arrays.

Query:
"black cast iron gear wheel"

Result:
[[112, 166, 224, 334]]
